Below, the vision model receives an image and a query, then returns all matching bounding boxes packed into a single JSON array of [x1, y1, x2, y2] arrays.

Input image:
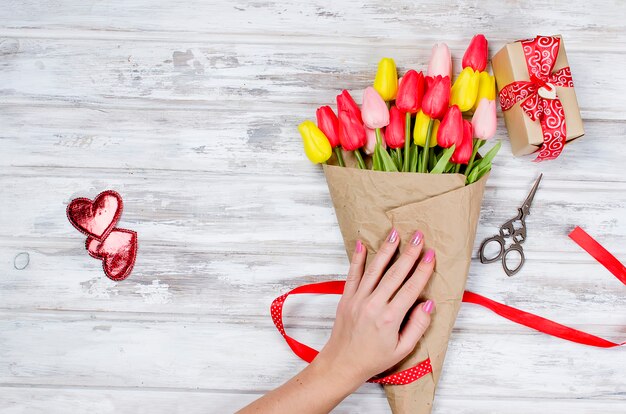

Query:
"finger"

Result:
[[343, 240, 367, 298], [390, 249, 436, 314], [396, 300, 435, 356], [373, 230, 424, 302], [357, 228, 399, 294]]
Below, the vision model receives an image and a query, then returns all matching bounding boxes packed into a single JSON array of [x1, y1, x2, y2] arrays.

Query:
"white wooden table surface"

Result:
[[1, 1, 625, 413]]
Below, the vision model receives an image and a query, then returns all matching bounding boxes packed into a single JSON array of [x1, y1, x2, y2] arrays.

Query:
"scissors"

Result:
[[479, 174, 542, 276]]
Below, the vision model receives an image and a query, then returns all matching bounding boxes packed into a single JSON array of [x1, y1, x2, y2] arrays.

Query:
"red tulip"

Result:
[[396, 70, 425, 114], [451, 119, 474, 164], [437, 105, 463, 148], [316, 106, 340, 148], [338, 108, 366, 151], [336, 90, 362, 123], [385, 106, 405, 149], [462, 34, 488, 72], [422, 75, 450, 119]]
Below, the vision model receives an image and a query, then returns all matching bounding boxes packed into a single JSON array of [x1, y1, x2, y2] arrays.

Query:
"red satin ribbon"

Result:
[[499, 36, 575, 162], [272, 227, 624, 385]]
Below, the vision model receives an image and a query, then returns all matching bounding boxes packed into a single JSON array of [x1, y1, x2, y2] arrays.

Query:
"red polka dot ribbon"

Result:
[[270, 281, 432, 385], [271, 227, 624, 385]]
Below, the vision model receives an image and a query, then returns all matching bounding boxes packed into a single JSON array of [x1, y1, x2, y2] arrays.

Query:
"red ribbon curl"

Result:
[[272, 227, 624, 385]]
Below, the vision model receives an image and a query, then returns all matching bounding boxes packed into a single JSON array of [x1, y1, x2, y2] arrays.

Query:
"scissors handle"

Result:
[[501, 243, 525, 276], [479, 235, 505, 264]]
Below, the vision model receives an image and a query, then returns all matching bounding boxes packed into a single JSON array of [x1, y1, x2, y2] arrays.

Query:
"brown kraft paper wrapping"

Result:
[[492, 35, 584, 156], [323, 164, 488, 414]]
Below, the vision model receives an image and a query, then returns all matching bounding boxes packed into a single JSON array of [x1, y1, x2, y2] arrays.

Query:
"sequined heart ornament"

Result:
[[87, 228, 137, 281], [67, 190, 122, 241], [67, 190, 137, 281]]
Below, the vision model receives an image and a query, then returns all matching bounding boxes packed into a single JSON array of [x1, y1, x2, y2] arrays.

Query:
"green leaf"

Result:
[[430, 145, 455, 174], [377, 145, 399, 172], [372, 143, 382, 171], [468, 141, 501, 178], [468, 163, 492, 184]]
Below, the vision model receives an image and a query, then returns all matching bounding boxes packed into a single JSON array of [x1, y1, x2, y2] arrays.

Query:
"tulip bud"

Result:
[[451, 67, 480, 112], [471, 71, 496, 112], [437, 105, 463, 148], [298, 120, 332, 164], [385, 106, 405, 149], [364, 126, 386, 155], [396, 70, 425, 113], [462, 34, 488, 72], [413, 110, 439, 148], [422, 75, 450, 119], [373, 57, 398, 101], [472, 98, 497, 140], [336, 90, 362, 123], [427, 43, 452, 79], [451, 120, 474, 164], [315, 106, 340, 148], [338, 109, 366, 151], [361, 86, 390, 129]]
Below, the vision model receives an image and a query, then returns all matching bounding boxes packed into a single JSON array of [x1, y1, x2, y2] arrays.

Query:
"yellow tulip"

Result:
[[450, 67, 480, 112], [413, 110, 439, 148], [298, 120, 332, 164], [471, 71, 496, 112], [373, 58, 398, 101]]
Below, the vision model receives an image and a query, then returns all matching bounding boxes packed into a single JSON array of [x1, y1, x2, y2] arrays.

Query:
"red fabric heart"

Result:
[[86, 228, 137, 281], [67, 190, 122, 241]]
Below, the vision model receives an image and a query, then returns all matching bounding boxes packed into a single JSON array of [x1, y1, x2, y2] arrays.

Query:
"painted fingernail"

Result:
[[356, 240, 363, 253], [423, 249, 435, 263], [423, 300, 435, 314], [387, 228, 398, 243], [410, 230, 424, 246]]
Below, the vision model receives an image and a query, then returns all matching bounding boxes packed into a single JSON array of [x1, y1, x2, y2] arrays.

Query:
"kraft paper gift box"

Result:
[[492, 35, 584, 157]]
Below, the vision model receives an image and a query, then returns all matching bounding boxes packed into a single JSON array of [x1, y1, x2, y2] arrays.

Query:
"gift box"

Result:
[[492, 35, 584, 160]]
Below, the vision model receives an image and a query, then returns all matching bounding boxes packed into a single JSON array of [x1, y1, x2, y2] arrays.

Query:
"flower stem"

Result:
[[420, 118, 434, 173], [334, 147, 345, 167], [354, 149, 366, 169], [454, 163, 461, 174], [403, 112, 411, 172], [464, 138, 480, 177]]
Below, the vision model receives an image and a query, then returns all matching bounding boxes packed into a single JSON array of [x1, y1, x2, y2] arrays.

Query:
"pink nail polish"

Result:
[[423, 249, 435, 263], [356, 240, 363, 253], [423, 300, 435, 314], [410, 230, 424, 246], [387, 228, 398, 243]]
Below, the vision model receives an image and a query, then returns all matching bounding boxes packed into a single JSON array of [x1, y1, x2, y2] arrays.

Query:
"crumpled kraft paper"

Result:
[[323, 164, 488, 414]]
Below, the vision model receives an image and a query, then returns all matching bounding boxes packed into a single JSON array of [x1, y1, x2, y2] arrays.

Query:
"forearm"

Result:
[[237, 356, 364, 414]]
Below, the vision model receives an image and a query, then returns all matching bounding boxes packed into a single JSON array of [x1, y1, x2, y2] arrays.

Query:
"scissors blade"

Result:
[[521, 173, 542, 215]]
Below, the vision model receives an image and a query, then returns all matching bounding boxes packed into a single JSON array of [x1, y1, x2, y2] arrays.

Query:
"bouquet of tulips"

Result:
[[299, 34, 500, 184], [295, 35, 500, 414]]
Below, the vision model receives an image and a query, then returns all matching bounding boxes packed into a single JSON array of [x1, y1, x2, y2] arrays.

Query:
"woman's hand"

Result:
[[315, 228, 436, 384], [238, 228, 435, 414]]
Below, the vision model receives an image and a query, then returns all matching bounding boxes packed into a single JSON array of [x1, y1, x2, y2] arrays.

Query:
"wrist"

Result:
[[310, 352, 369, 393]]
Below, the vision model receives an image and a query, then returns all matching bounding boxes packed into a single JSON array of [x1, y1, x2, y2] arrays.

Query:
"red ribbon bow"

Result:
[[499, 36, 574, 161]]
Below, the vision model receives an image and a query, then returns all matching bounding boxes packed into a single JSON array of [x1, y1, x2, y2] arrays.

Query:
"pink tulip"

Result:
[[361, 86, 390, 129], [427, 43, 451, 79], [364, 126, 386, 155], [471, 98, 497, 140]]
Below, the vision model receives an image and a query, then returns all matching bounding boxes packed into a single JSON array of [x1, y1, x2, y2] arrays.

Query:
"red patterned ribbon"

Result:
[[499, 36, 575, 161], [272, 227, 624, 384]]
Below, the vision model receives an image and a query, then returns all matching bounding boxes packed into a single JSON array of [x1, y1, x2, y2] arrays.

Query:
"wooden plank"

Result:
[[1, 387, 624, 414], [1, 0, 625, 53], [0, 313, 624, 400], [0, 38, 623, 120], [1, 104, 625, 182]]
